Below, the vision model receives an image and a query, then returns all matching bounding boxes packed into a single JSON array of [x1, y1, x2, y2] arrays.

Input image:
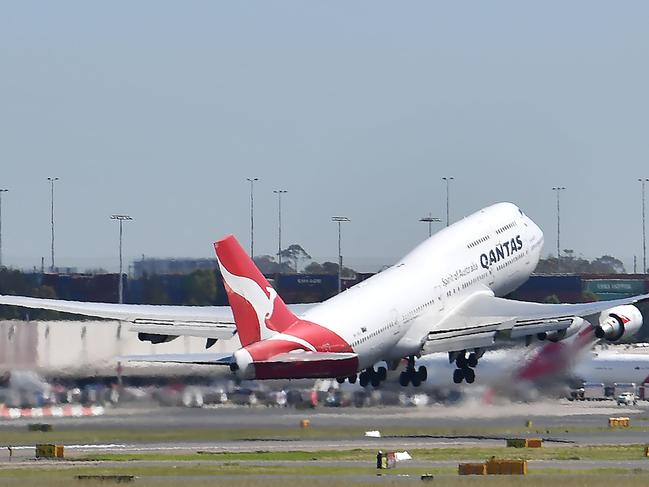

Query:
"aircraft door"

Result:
[[487, 267, 496, 288], [434, 286, 445, 312], [390, 309, 401, 336]]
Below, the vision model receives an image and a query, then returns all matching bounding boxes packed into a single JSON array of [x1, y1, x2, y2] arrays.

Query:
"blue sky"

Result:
[[1, 2, 648, 272]]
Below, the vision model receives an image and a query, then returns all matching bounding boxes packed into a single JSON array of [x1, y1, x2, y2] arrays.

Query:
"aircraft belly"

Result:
[[252, 356, 359, 380]]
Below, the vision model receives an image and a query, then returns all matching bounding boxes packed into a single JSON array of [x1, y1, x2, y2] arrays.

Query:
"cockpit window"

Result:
[[518, 208, 524, 216]]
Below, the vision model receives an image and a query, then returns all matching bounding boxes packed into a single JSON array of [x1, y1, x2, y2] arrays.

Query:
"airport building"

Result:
[[0, 319, 240, 379]]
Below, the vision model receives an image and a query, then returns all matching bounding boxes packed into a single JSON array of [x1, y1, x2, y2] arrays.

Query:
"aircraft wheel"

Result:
[[359, 371, 370, 387], [418, 366, 427, 382], [453, 368, 464, 384], [411, 374, 422, 387], [464, 367, 475, 384], [399, 371, 410, 387], [468, 353, 478, 368], [348, 375, 357, 384], [456, 354, 467, 368], [371, 374, 381, 387], [377, 366, 387, 382], [336, 377, 345, 384]]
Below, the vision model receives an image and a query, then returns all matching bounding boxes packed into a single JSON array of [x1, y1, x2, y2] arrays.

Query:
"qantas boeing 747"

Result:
[[0, 202, 646, 387]]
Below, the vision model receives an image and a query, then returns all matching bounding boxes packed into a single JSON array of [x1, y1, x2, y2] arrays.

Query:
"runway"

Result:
[[1, 400, 649, 484], [1, 398, 649, 452]]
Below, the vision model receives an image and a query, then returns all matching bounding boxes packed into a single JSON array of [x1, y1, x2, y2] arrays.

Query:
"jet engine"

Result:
[[137, 333, 178, 344], [595, 305, 643, 342], [542, 317, 586, 342]]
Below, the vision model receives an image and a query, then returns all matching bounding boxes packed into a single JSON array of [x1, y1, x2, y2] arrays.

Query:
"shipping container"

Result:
[[583, 279, 646, 301], [507, 275, 582, 303], [583, 382, 606, 400]]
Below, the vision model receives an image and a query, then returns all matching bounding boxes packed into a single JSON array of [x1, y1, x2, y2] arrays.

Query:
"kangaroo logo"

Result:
[[218, 257, 279, 340]]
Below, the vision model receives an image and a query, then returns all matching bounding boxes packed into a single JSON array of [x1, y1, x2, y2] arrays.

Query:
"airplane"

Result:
[[0, 202, 646, 387], [406, 316, 645, 396], [573, 350, 649, 387], [393, 346, 649, 401]]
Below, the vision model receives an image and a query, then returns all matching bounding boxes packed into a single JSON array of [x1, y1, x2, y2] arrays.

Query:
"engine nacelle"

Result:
[[542, 317, 586, 342], [137, 333, 178, 344], [595, 305, 643, 342]]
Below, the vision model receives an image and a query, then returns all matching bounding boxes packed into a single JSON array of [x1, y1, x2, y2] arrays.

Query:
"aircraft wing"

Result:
[[0, 294, 317, 340], [422, 291, 649, 354], [0, 294, 238, 340]]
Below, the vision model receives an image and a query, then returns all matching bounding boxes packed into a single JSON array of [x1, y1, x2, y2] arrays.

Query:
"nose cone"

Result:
[[529, 217, 543, 242], [527, 216, 544, 251]]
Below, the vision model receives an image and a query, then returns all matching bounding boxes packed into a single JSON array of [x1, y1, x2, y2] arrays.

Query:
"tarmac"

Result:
[[1, 398, 648, 450], [2, 398, 649, 481]]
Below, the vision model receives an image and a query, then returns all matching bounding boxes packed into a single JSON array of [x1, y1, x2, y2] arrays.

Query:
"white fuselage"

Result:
[[574, 352, 649, 386], [407, 349, 649, 394], [301, 202, 545, 369]]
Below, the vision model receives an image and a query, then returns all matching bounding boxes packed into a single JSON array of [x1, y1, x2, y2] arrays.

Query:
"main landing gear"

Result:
[[399, 356, 427, 387], [452, 350, 480, 384], [337, 366, 387, 387]]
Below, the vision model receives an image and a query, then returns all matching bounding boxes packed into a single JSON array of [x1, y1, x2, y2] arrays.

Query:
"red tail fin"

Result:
[[214, 235, 298, 346]]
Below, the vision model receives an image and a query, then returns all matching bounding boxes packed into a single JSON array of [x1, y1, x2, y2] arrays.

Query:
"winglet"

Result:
[[214, 235, 298, 346]]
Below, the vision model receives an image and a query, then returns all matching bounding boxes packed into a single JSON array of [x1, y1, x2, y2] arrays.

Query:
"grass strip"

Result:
[[80, 444, 649, 462], [2, 423, 649, 446]]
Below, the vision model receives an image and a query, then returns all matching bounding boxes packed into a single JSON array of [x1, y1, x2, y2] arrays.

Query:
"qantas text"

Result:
[[479, 235, 523, 269]]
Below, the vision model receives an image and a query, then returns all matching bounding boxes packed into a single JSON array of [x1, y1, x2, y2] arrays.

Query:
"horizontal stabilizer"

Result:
[[120, 353, 234, 365]]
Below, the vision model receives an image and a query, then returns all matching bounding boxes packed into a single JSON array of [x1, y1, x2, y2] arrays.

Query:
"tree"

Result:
[[0, 269, 62, 320], [279, 244, 312, 272], [535, 254, 626, 274], [184, 269, 217, 305], [141, 274, 169, 305], [253, 255, 282, 274], [590, 255, 625, 274], [303, 262, 325, 274], [581, 290, 599, 303]]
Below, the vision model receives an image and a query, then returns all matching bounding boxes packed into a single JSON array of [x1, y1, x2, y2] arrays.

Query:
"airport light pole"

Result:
[[332, 216, 350, 294], [0, 189, 8, 267], [47, 177, 59, 272], [639, 178, 649, 274], [273, 190, 287, 268], [419, 214, 441, 238], [110, 214, 133, 304], [552, 186, 566, 268], [442, 177, 454, 227], [246, 177, 259, 257]]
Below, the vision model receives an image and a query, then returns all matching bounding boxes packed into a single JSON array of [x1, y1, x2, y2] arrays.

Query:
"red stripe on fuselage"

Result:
[[245, 339, 308, 361], [285, 321, 353, 353], [253, 357, 359, 380], [244, 320, 353, 361]]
